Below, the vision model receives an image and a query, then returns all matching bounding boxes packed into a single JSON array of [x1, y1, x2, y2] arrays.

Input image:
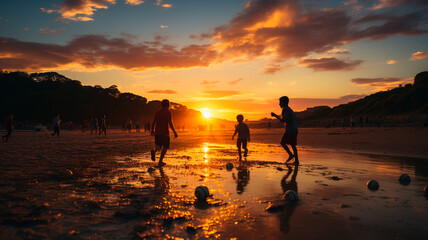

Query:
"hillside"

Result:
[[0, 71, 203, 128], [296, 71, 428, 121]]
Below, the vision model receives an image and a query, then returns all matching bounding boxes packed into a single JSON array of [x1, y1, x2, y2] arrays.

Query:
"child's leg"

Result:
[[159, 147, 168, 164], [281, 142, 295, 161], [151, 145, 161, 161], [291, 145, 299, 164], [243, 140, 248, 157], [237, 140, 242, 160]]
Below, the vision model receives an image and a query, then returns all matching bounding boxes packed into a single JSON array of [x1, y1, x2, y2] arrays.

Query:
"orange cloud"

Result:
[[409, 51, 428, 61], [201, 80, 219, 85], [297, 57, 362, 71], [147, 89, 177, 94], [162, 4, 172, 8], [125, 0, 144, 5], [39, 27, 66, 35], [351, 77, 412, 90], [41, 0, 116, 22], [229, 78, 243, 85], [386, 60, 398, 64]]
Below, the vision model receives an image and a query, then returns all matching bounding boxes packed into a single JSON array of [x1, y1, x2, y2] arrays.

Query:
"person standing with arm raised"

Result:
[[150, 99, 178, 167], [271, 96, 299, 165]]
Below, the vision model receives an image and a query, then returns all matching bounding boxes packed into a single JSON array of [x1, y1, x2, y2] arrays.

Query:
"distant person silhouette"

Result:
[[279, 164, 299, 233], [2, 113, 13, 143], [91, 117, 98, 135], [151, 99, 178, 167], [51, 114, 61, 138], [135, 120, 140, 132], [271, 96, 299, 165], [99, 115, 107, 138], [232, 114, 250, 160]]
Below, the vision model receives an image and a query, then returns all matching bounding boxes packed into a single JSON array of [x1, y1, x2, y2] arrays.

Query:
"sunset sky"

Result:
[[1, 0, 427, 120]]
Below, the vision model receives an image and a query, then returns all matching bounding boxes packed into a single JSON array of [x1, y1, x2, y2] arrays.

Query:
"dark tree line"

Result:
[[0, 71, 203, 128]]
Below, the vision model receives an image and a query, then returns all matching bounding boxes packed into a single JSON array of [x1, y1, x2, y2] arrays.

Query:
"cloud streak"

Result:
[[147, 89, 177, 94], [41, 0, 116, 22], [297, 57, 363, 71]]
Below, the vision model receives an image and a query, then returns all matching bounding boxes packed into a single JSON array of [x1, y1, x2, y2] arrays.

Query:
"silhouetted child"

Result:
[[151, 99, 178, 167], [2, 113, 13, 143], [232, 114, 250, 160], [50, 114, 61, 138], [271, 96, 299, 165]]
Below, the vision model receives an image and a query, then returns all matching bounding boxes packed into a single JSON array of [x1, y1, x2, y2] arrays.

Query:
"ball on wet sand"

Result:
[[226, 162, 234, 170], [366, 180, 379, 191], [398, 174, 411, 185], [195, 186, 210, 200], [147, 167, 155, 173], [283, 190, 298, 203]]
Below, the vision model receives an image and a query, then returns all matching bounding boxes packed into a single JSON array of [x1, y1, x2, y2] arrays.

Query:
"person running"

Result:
[[51, 114, 61, 138], [2, 113, 13, 143], [150, 99, 178, 167], [99, 115, 107, 138], [232, 114, 250, 160], [271, 96, 299, 165]]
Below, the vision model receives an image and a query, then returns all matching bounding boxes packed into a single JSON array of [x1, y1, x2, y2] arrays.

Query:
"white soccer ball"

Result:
[[366, 180, 379, 191], [398, 174, 411, 185], [195, 186, 210, 200], [283, 190, 298, 203], [226, 162, 234, 170]]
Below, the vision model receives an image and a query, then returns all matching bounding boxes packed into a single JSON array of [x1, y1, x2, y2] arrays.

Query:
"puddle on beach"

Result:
[[1, 142, 427, 239]]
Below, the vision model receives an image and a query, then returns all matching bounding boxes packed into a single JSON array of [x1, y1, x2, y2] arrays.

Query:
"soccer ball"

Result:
[[195, 186, 210, 200], [147, 167, 155, 173], [424, 185, 428, 194], [226, 162, 234, 170], [398, 174, 411, 185], [283, 190, 298, 203], [366, 180, 379, 191]]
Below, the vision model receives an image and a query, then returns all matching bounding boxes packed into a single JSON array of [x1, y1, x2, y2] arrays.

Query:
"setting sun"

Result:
[[201, 110, 212, 119]]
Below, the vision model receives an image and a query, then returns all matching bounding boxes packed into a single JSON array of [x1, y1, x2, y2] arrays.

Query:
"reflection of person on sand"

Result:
[[2, 113, 13, 143], [280, 164, 299, 233], [232, 114, 250, 160], [154, 166, 170, 194], [151, 99, 178, 167], [271, 96, 299, 165], [232, 164, 250, 194]]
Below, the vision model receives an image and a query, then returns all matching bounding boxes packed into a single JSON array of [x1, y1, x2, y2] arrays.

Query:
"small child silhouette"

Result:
[[232, 114, 250, 160]]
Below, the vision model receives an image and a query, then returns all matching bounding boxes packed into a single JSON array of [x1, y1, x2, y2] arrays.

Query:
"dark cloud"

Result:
[[371, 0, 428, 9], [147, 89, 177, 94], [351, 77, 403, 84], [0, 35, 218, 71], [297, 57, 363, 71]]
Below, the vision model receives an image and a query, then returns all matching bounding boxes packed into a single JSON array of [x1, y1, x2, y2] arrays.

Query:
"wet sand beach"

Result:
[[0, 128, 427, 239]]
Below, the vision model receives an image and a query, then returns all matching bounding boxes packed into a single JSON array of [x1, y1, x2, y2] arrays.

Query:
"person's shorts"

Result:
[[155, 134, 170, 149], [281, 133, 297, 146], [237, 138, 247, 149]]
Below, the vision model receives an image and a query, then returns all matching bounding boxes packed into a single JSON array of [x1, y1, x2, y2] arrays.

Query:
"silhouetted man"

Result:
[[2, 113, 13, 143]]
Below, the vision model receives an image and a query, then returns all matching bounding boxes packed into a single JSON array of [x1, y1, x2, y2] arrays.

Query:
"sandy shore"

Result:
[[0, 128, 427, 239]]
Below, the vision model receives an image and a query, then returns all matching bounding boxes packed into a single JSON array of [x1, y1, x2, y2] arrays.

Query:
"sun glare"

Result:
[[202, 110, 212, 119]]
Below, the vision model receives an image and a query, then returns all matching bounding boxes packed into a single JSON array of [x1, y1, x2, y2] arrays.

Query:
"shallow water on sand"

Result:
[[1, 140, 427, 239]]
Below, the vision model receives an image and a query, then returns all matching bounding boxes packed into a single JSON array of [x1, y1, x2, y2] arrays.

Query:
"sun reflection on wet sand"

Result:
[[1, 140, 427, 239]]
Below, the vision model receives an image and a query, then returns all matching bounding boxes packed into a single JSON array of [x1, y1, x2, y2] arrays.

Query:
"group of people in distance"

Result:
[[150, 96, 299, 167], [3, 96, 299, 166]]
